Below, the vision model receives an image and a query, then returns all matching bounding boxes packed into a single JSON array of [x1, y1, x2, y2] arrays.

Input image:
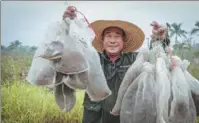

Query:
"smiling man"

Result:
[[82, 20, 145, 123], [63, 8, 145, 123], [102, 27, 125, 62]]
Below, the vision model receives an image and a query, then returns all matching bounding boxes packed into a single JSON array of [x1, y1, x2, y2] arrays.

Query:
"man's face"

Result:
[[102, 27, 124, 55]]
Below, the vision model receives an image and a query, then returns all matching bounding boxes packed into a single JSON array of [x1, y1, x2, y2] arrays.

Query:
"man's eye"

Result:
[[116, 35, 121, 38]]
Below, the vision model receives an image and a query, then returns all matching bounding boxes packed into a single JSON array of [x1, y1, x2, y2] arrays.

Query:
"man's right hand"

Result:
[[63, 6, 77, 20]]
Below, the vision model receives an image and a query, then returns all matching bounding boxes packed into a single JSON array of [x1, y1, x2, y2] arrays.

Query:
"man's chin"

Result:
[[106, 50, 120, 55]]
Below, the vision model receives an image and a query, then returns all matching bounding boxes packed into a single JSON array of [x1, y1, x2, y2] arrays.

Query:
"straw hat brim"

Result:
[[91, 20, 145, 53]]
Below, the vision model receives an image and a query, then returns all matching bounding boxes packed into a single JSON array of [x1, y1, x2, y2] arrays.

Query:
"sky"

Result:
[[1, 1, 199, 49]]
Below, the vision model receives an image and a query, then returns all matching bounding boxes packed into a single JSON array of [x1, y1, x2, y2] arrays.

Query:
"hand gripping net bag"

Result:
[[26, 7, 111, 112], [114, 21, 199, 123], [52, 16, 111, 110]]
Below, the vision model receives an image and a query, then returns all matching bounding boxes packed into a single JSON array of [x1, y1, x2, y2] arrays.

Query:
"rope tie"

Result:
[[67, 6, 97, 37]]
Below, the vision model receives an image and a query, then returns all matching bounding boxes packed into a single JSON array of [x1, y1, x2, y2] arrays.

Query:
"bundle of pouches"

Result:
[[26, 11, 111, 112], [168, 56, 196, 123], [111, 21, 199, 123]]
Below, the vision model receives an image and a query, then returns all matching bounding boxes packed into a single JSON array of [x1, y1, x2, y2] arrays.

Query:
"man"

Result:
[[63, 7, 145, 123], [82, 22, 145, 123]]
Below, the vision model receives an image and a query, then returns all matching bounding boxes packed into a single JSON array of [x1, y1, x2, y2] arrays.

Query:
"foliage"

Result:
[[191, 21, 199, 35], [168, 22, 187, 44], [188, 63, 199, 79], [1, 55, 32, 83]]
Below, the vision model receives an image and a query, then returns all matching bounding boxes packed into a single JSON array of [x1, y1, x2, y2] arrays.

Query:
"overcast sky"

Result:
[[1, 1, 199, 49]]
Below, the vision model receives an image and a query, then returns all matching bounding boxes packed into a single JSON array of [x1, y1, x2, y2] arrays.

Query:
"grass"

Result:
[[2, 82, 199, 123], [1, 55, 32, 83], [2, 82, 85, 123], [188, 63, 199, 79]]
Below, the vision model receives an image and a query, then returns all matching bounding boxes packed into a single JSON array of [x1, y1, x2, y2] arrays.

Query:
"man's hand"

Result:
[[63, 6, 77, 20]]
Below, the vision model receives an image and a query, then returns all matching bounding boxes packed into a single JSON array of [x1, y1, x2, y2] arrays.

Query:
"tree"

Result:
[[2, 40, 38, 56], [7, 40, 22, 50], [30, 46, 37, 53], [191, 21, 199, 36], [173, 43, 192, 60], [168, 23, 187, 44]]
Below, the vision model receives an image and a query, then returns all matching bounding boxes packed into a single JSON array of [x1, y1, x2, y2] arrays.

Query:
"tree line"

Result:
[[1, 21, 199, 58], [1, 40, 37, 56], [166, 21, 199, 61]]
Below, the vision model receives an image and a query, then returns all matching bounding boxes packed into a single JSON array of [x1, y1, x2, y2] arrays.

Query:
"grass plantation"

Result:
[[1, 54, 199, 123]]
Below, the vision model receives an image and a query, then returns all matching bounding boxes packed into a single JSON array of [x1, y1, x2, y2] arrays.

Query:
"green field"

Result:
[[1, 55, 199, 123]]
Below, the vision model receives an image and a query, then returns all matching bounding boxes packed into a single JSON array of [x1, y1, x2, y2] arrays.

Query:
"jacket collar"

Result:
[[101, 50, 124, 63]]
